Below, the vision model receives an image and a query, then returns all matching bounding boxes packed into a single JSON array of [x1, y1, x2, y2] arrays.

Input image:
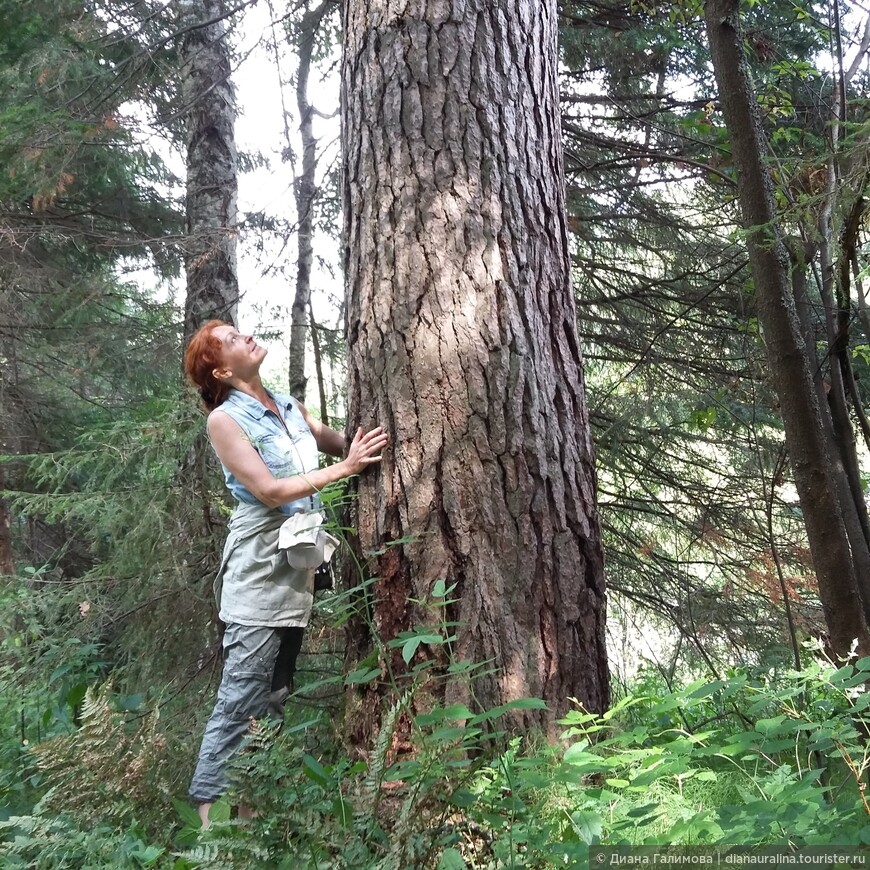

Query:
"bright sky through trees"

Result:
[[231, 2, 342, 388]]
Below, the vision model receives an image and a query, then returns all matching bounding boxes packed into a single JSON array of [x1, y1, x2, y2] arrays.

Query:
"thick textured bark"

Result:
[[180, 0, 239, 338], [342, 0, 608, 740], [705, 0, 869, 656], [288, 2, 329, 400]]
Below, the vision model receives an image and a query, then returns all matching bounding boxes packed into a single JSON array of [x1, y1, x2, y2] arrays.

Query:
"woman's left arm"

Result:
[[299, 402, 347, 458]]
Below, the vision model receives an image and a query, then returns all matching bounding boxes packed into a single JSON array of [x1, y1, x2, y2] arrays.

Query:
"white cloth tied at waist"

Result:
[[277, 510, 340, 569]]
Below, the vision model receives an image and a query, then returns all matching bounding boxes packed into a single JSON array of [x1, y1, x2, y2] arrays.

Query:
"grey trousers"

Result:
[[189, 623, 304, 804]]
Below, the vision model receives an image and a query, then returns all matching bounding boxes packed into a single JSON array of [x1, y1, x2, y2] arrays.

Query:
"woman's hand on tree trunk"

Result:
[[342, 426, 389, 475]]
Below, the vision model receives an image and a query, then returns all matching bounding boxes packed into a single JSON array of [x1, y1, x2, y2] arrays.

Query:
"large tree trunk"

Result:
[[705, 0, 869, 656], [342, 0, 608, 742], [180, 0, 239, 339]]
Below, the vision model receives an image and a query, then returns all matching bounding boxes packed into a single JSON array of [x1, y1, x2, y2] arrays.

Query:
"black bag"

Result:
[[314, 561, 334, 592]]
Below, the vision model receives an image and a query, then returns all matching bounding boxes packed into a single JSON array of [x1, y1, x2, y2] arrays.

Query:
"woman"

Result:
[[183, 319, 387, 826]]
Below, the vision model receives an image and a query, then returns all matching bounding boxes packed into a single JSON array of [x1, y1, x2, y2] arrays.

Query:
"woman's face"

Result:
[[211, 325, 268, 380]]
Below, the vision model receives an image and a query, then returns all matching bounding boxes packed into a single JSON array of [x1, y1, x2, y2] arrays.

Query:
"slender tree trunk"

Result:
[[854, 253, 870, 363], [833, 200, 870, 531], [0, 331, 17, 577], [180, 0, 239, 339], [818, 230, 870, 615], [705, 0, 869, 656], [343, 0, 608, 742], [793, 253, 870, 622], [288, 2, 330, 400], [815, 81, 870, 588], [840, 205, 870, 450], [309, 302, 330, 428], [0, 473, 14, 576]]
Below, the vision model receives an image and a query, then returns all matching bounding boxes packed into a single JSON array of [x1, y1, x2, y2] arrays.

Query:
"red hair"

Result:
[[184, 319, 232, 411]]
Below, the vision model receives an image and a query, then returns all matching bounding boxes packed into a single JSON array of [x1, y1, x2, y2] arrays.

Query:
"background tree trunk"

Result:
[[0, 332, 15, 577], [342, 0, 608, 742], [180, 0, 239, 339], [309, 302, 330, 429], [0, 472, 14, 576], [288, 1, 330, 400], [704, 0, 870, 657], [177, 0, 239, 576]]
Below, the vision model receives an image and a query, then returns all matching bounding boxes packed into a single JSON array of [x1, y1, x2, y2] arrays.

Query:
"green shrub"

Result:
[[4, 640, 870, 868]]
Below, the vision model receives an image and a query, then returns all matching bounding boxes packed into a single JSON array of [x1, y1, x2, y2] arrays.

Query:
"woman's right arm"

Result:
[[207, 412, 389, 509]]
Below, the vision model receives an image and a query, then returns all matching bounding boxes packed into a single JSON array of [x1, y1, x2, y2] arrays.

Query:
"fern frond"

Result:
[[29, 681, 171, 827], [176, 833, 273, 869], [361, 685, 414, 816]]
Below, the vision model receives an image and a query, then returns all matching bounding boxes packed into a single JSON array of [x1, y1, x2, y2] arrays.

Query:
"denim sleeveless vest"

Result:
[[212, 389, 320, 517]]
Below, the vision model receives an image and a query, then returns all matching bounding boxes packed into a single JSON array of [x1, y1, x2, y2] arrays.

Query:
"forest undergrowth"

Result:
[[1, 563, 870, 870], [1, 405, 867, 869]]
